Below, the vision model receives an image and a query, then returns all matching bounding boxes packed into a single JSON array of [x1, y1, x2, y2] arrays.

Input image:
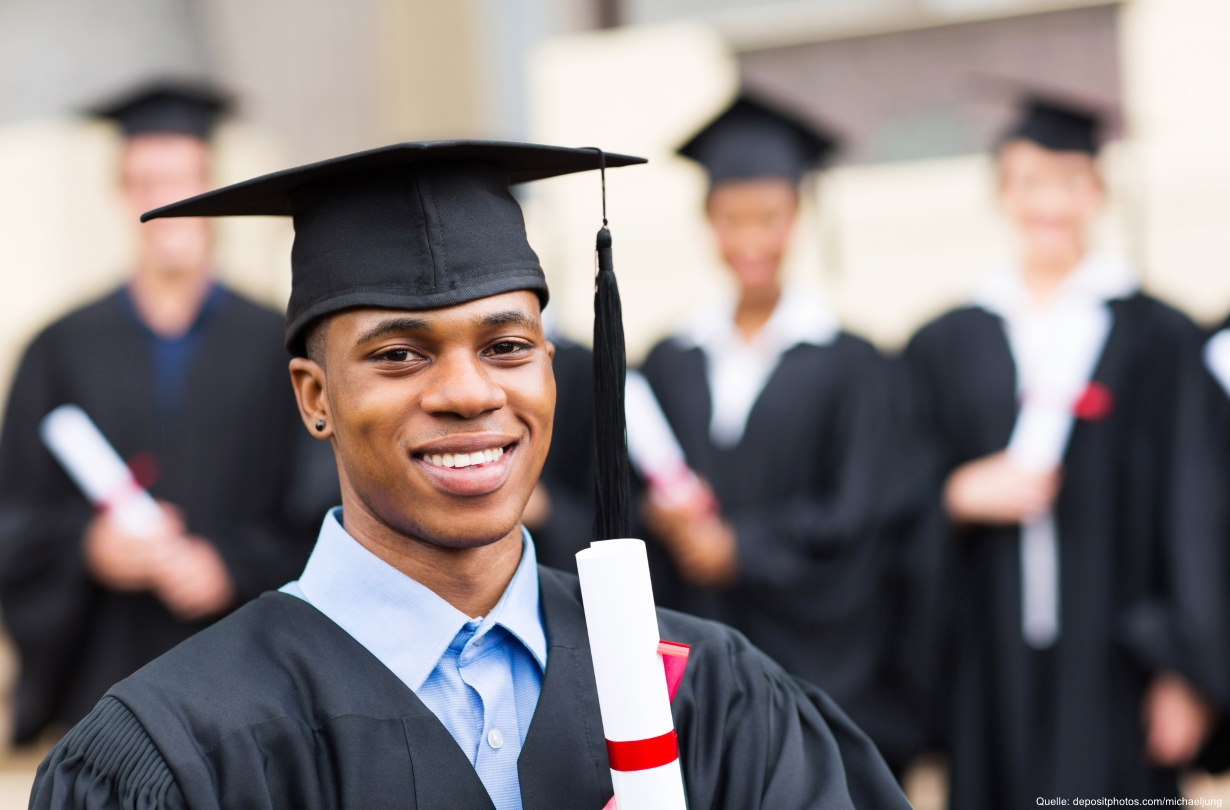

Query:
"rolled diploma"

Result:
[[576, 539, 687, 810], [40, 404, 163, 537], [1007, 400, 1070, 649], [625, 372, 709, 513]]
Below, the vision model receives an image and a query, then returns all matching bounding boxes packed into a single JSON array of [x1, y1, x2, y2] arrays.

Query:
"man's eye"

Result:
[[489, 341, 527, 356], [377, 348, 413, 362]]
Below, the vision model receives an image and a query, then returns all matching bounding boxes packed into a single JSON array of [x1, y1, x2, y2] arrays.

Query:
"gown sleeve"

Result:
[[1117, 314, 1230, 707], [29, 697, 186, 810], [729, 344, 892, 592], [668, 615, 911, 810], [0, 329, 98, 742]]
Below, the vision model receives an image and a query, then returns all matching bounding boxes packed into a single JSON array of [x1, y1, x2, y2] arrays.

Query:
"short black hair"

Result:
[[302, 317, 329, 368]]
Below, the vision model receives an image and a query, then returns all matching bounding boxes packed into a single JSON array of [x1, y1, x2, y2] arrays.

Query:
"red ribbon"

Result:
[[1073, 381, 1114, 421], [605, 729, 679, 772]]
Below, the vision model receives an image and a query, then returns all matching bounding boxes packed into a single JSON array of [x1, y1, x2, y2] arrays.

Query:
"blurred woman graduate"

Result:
[[902, 96, 1229, 807], [636, 95, 915, 770]]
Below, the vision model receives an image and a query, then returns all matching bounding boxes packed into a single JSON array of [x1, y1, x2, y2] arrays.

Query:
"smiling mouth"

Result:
[[418, 445, 508, 469]]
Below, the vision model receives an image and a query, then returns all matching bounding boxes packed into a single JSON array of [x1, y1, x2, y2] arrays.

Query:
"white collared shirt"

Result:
[[674, 291, 840, 448]]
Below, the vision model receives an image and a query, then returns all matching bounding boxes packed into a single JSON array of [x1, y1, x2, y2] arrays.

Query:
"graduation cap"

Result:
[[142, 139, 646, 540], [1001, 97, 1104, 155], [95, 81, 231, 140], [678, 94, 838, 187]]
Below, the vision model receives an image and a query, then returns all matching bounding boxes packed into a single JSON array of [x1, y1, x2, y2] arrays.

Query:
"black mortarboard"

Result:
[[1002, 97, 1102, 155], [143, 139, 645, 540], [678, 94, 838, 187], [96, 81, 231, 141]]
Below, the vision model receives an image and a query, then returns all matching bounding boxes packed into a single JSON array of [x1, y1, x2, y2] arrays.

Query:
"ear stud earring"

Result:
[[315, 419, 326, 432]]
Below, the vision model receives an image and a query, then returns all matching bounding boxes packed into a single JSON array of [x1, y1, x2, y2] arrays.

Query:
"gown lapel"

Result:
[[519, 567, 613, 810]]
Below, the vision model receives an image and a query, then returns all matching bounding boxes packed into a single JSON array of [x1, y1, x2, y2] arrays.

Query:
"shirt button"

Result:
[[487, 728, 504, 750]]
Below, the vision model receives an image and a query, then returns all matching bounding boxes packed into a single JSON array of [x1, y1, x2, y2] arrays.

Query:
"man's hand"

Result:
[[943, 451, 1061, 526], [643, 496, 738, 588], [152, 538, 235, 621], [1143, 672, 1216, 768], [83, 503, 185, 590]]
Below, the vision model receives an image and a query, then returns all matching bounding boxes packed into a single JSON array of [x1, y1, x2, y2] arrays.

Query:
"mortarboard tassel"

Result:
[[591, 150, 633, 541]]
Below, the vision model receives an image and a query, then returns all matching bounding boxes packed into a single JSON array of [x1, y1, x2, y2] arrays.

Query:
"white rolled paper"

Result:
[[625, 372, 710, 514], [1004, 300, 1112, 649], [40, 404, 163, 537], [576, 539, 687, 810]]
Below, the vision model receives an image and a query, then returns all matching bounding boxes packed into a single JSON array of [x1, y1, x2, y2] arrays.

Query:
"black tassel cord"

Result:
[[590, 150, 633, 541]]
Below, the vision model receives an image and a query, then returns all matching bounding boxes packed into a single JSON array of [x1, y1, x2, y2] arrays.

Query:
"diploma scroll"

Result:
[[1005, 301, 1112, 649], [625, 372, 714, 516], [577, 539, 688, 810], [40, 404, 163, 537]]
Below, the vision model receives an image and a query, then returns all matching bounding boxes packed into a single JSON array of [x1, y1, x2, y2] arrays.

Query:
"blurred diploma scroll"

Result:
[[40, 404, 164, 536], [576, 539, 688, 810], [625, 371, 714, 516], [1006, 302, 1112, 649]]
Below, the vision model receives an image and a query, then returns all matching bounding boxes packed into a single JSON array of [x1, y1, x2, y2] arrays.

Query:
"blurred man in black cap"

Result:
[[29, 139, 909, 809], [0, 81, 337, 744], [902, 96, 1228, 806], [634, 94, 916, 770]]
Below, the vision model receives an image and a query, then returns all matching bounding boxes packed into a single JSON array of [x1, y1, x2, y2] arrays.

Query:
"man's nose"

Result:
[[419, 350, 507, 419]]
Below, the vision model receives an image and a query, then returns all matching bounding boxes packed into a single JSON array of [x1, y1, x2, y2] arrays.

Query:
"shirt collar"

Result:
[[674, 289, 839, 353], [290, 508, 546, 691], [973, 253, 1139, 320]]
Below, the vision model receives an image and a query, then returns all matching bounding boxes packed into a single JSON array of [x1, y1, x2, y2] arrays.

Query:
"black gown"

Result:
[[30, 565, 910, 810], [639, 332, 915, 769], [0, 286, 338, 743], [903, 296, 1230, 807]]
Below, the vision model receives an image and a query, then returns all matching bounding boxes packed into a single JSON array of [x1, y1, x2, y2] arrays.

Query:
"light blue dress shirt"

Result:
[[281, 509, 547, 810]]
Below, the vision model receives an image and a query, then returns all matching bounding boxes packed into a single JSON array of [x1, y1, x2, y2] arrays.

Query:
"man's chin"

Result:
[[382, 507, 524, 553]]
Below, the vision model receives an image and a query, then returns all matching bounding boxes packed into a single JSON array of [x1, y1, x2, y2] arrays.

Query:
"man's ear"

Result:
[[288, 357, 333, 439]]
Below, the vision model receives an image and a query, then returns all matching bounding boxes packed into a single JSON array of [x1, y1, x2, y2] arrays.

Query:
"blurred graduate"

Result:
[[902, 97, 1229, 806], [635, 95, 912, 769], [29, 139, 909, 809], [0, 82, 338, 744]]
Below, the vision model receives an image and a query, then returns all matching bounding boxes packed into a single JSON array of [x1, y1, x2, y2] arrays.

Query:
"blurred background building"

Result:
[[1, 0, 1228, 806]]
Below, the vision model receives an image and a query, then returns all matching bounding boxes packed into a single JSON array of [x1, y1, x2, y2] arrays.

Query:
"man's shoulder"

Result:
[[110, 592, 417, 749], [29, 289, 129, 346]]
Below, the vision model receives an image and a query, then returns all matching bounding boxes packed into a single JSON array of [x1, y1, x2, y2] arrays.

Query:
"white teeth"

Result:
[[422, 447, 506, 468]]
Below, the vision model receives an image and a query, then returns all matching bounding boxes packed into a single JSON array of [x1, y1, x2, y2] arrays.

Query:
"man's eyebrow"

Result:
[[477, 310, 542, 333], [354, 316, 431, 346]]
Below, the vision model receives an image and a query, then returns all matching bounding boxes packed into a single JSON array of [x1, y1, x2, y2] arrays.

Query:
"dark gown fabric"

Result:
[[903, 296, 1230, 808], [0, 286, 338, 744], [639, 333, 917, 770], [532, 338, 594, 574], [30, 566, 910, 810]]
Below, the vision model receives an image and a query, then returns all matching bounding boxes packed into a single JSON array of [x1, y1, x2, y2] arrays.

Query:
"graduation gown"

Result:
[[531, 338, 594, 573], [639, 331, 913, 768], [903, 295, 1230, 807], [30, 565, 909, 810], [0, 286, 338, 743]]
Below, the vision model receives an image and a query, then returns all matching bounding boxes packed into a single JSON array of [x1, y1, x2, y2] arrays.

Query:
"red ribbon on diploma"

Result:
[[600, 640, 691, 810], [606, 729, 679, 771]]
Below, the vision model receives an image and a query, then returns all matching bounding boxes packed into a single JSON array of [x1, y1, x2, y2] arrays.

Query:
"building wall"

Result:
[[527, 0, 1230, 360]]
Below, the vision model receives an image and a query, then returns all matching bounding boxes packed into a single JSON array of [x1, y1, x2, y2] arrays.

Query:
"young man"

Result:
[[28, 142, 908, 809], [903, 98, 1228, 806], [0, 83, 335, 744], [638, 96, 913, 769]]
